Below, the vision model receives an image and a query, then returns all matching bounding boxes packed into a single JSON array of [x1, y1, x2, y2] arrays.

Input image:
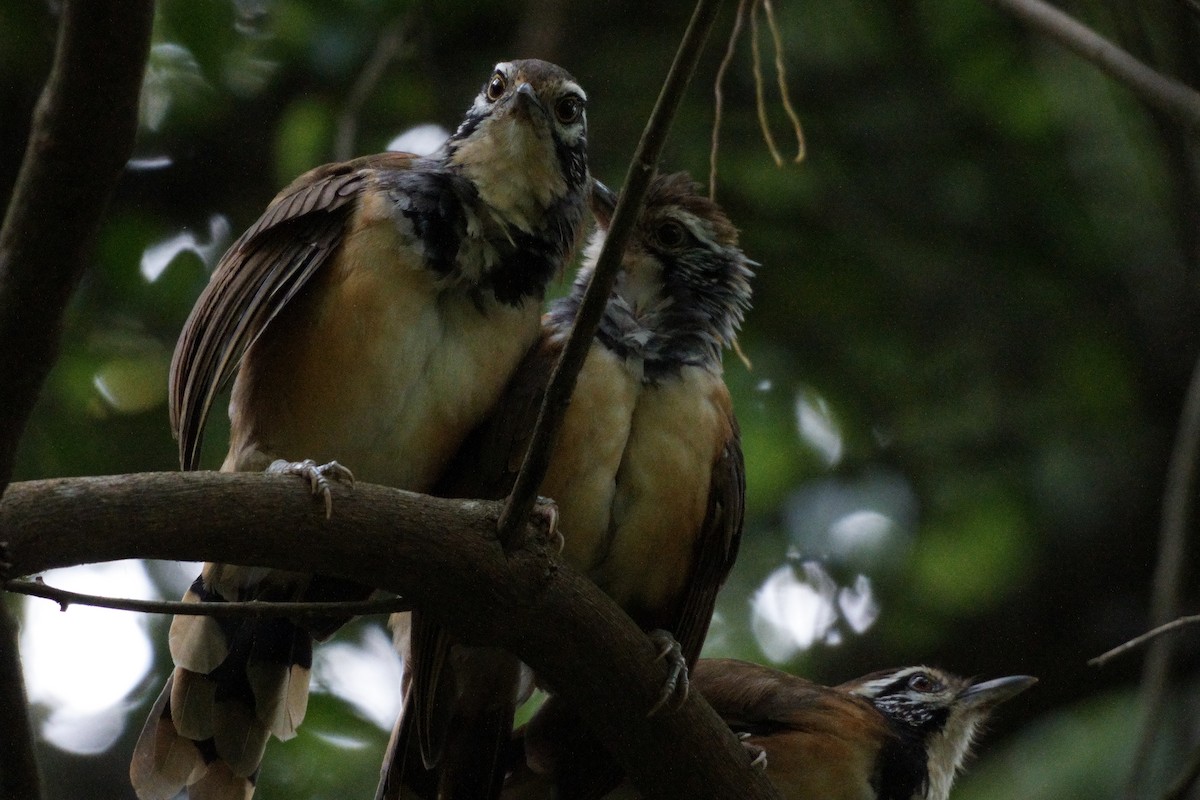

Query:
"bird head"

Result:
[[580, 173, 755, 375], [844, 666, 1036, 800], [446, 59, 589, 229]]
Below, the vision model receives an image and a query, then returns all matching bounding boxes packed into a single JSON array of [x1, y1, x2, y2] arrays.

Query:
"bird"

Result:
[[503, 658, 1037, 800], [128, 58, 592, 800], [395, 171, 754, 800]]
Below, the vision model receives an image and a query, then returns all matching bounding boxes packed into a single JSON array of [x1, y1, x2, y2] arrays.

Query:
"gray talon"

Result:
[[736, 731, 767, 769], [533, 496, 563, 551], [267, 459, 355, 519], [645, 629, 689, 717]]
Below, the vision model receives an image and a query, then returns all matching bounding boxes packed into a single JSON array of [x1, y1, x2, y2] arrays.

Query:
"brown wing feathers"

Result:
[[135, 165, 373, 800], [130, 678, 207, 798], [141, 57, 602, 799], [671, 415, 745, 668], [169, 162, 375, 470]]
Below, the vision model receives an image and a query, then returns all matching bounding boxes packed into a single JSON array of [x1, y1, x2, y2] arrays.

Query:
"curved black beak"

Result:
[[589, 178, 618, 227]]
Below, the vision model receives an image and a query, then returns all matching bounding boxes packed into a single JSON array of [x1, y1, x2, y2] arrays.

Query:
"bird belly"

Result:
[[545, 355, 726, 621], [590, 367, 726, 619], [227, 220, 540, 491], [540, 344, 638, 572]]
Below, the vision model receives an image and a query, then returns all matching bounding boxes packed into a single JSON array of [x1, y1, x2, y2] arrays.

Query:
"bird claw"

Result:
[[737, 733, 768, 770], [267, 459, 355, 519], [533, 496, 563, 552], [644, 629, 689, 717]]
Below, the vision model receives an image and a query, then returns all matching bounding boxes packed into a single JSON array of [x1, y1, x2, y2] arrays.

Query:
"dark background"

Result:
[[3, 0, 1199, 797]]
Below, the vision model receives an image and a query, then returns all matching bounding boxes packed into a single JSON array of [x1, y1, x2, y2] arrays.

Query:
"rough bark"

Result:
[[0, 472, 781, 800]]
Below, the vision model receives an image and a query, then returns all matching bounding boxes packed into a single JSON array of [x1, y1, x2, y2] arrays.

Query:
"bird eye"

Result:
[[908, 673, 937, 693], [486, 73, 507, 102], [555, 94, 583, 124], [655, 220, 687, 249]]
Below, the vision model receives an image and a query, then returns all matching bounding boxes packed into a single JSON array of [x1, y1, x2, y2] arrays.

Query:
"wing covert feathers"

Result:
[[672, 412, 745, 666], [167, 156, 419, 469]]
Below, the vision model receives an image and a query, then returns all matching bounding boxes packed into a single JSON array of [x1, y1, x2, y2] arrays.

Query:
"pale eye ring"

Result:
[[908, 674, 936, 693], [654, 220, 687, 249], [486, 73, 507, 102], [555, 94, 583, 124]]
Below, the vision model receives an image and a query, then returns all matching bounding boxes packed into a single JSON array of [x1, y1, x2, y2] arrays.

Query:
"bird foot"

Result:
[[267, 459, 355, 519], [644, 629, 689, 717], [737, 733, 768, 770], [532, 496, 563, 552]]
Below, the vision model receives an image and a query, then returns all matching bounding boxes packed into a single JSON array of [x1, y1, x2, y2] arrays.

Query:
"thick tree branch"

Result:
[[0, 0, 153, 493], [497, 0, 724, 545], [983, 0, 1200, 132], [0, 472, 781, 800]]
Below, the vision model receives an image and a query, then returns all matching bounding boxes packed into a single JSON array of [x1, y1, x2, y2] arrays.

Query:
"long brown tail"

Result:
[[378, 611, 525, 800], [130, 571, 367, 799], [375, 693, 438, 800], [376, 690, 519, 800]]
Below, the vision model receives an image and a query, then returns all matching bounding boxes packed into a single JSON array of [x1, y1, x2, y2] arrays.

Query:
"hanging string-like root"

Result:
[[709, 0, 807, 199], [709, 0, 797, 371], [710, 0, 749, 200], [762, 0, 806, 163], [749, 2, 783, 167]]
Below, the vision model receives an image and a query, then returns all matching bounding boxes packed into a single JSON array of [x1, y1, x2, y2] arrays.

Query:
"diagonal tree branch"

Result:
[[0, 471, 781, 800], [333, 16, 409, 161], [0, 0, 153, 494], [982, 0, 1200, 133], [497, 0, 725, 545], [982, 0, 1200, 793]]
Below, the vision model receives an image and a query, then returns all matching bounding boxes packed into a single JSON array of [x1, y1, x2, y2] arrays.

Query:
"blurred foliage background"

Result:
[[4, 0, 1200, 798]]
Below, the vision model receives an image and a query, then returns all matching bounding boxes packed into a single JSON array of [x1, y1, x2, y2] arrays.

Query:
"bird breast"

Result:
[[226, 215, 541, 490], [543, 343, 728, 614], [449, 115, 568, 232]]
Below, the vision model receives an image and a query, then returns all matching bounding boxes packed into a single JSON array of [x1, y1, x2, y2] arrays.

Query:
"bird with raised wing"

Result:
[[129, 58, 591, 800]]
